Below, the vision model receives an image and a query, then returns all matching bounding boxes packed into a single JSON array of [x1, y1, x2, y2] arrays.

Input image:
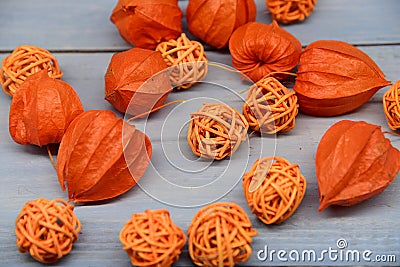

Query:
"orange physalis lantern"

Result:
[[229, 21, 302, 82], [186, 0, 257, 49], [56, 110, 152, 203], [104, 48, 171, 116], [316, 120, 400, 211], [110, 0, 183, 49], [9, 71, 84, 146], [294, 40, 391, 116]]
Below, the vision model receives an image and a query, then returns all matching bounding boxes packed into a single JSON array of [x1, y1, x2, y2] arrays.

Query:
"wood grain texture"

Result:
[[0, 0, 399, 266]]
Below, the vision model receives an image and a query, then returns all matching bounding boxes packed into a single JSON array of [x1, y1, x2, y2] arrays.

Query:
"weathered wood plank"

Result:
[[0, 46, 399, 266], [0, 0, 399, 52]]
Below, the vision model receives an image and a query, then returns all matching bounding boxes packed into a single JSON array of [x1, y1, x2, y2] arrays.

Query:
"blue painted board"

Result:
[[0, 0, 399, 266], [0, 0, 399, 51]]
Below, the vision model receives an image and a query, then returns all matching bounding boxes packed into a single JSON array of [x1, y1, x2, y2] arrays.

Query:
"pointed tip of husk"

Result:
[[318, 197, 329, 212], [58, 176, 67, 191], [318, 204, 327, 212]]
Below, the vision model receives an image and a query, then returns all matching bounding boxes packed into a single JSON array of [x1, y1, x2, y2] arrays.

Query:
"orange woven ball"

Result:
[[243, 76, 298, 134], [155, 33, 208, 90], [243, 156, 306, 224], [0, 45, 63, 96], [188, 202, 257, 267], [15, 198, 81, 263], [119, 209, 186, 267], [266, 0, 318, 24], [187, 102, 249, 160], [383, 80, 400, 130]]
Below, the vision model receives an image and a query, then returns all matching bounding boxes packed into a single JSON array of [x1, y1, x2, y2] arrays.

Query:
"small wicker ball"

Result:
[[188, 202, 257, 267], [155, 33, 208, 90], [383, 80, 400, 130], [243, 76, 298, 134], [187, 102, 249, 160], [266, 0, 318, 24], [15, 198, 81, 263], [119, 209, 186, 267], [243, 156, 306, 224], [0, 45, 63, 96]]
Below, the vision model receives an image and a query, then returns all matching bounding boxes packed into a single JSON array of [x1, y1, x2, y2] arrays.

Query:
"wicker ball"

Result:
[[243, 76, 298, 134], [383, 80, 400, 130], [188, 202, 257, 267], [243, 156, 306, 224], [266, 0, 318, 24], [15, 198, 81, 263], [0, 45, 63, 96], [155, 33, 208, 90], [119, 209, 186, 267], [187, 102, 249, 160]]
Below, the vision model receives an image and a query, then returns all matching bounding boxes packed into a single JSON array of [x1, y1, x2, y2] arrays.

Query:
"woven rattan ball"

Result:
[[119, 209, 186, 267], [243, 156, 306, 224], [15, 198, 81, 263], [155, 33, 208, 90], [0, 45, 63, 96], [266, 0, 318, 24], [383, 80, 400, 131], [243, 76, 298, 134], [187, 102, 249, 160], [188, 202, 257, 267]]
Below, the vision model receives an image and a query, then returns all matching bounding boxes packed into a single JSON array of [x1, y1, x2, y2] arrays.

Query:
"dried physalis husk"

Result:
[[110, 0, 182, 49], [104, 48, 172, 116], [229, 21, 302, 82], [186, 0, 256, 49], [0, 45, 63, 96], [316, 120, 400, 211], [155, 33, 208, 90], [187, 103, 249, 160], [383, 80, 400, 130], [57, 110, 152, 203], [294, 40, 391, 116], [243, 76, 299, 134], [266, 0, 318, 24], [9, 71, 83, 146], [243, 156, 306, 224]]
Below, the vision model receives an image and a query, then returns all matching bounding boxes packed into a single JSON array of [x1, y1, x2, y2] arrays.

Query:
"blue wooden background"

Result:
[[0, 0, 399, 266]]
